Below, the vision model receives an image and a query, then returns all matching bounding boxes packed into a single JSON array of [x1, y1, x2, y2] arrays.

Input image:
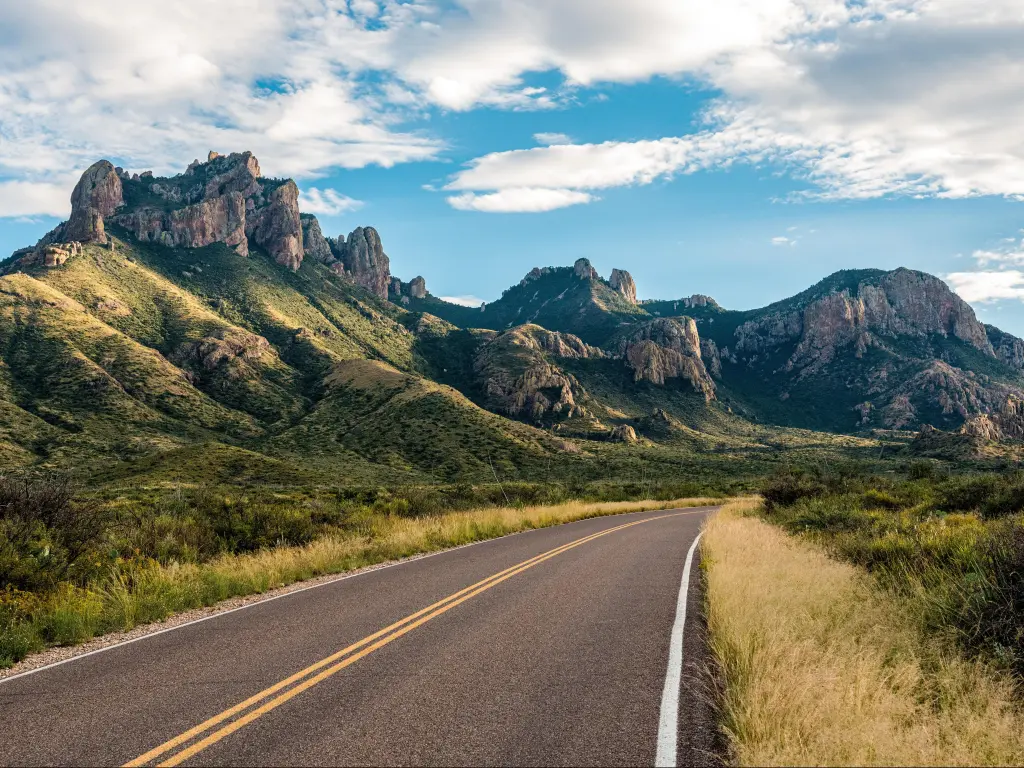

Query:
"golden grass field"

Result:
[[702, 500, 1024, 766]]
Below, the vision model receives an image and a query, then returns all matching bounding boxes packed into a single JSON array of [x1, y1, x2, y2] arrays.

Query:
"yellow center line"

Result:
[[126, 508, 702, 767]]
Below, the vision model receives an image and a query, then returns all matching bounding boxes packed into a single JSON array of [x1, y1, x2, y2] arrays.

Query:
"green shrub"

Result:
[[760, 470, 827, 512]]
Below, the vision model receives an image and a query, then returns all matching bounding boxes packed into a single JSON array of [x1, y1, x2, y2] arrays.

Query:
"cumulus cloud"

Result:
[[447, 188, 594, 213], [771, 236, 794, 246], [533, 133, 574, 146], [7, 0, 1024, 217], [0, 177, 78, 218], [439, 295, 486, 307], [946, 271, 1024, 303], [437, 0, 1024, 209], [0, 0, 440, 215], [300, 187, 363, 216]]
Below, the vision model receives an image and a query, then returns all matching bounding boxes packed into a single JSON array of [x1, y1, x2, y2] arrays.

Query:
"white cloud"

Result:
[[971, 236, 1024, 267], [533, 132, 574, 146], [0, 0, 441, 214], [0, 177, 78, 218], [300, 187, 363, 216], [946, 271, 1024, 303], [447, 188, 594, 213], [7, 0, 1024, 218], [439, 295, 486, 307], [771, 236, 794, 246], [435, 0, 1024, 207]]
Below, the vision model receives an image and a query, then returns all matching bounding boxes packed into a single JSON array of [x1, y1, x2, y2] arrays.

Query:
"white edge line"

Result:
[[655, 529, 704, 768], [0, 505, 718, 687]]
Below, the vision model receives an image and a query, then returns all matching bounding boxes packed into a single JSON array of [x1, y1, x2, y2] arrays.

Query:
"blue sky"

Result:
[[4, 1, 1024, 332]]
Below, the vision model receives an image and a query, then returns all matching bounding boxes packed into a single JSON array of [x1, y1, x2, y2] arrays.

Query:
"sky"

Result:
[[3, 0, 1024, 331]]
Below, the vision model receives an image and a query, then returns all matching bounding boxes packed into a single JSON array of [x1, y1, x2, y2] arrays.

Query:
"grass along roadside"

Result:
[[703, 500, 1024, 766], [1, 496, 720, 669]]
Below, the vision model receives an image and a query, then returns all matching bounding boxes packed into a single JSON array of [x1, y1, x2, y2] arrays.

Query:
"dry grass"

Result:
[[4, 497, 719, 666], [703, 500, 1024, 766]]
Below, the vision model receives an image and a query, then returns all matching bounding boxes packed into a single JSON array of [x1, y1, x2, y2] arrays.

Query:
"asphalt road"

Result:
[[0, 506, 721, 767]]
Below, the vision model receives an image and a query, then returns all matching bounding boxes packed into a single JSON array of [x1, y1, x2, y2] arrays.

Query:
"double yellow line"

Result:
[[126, 509, 700, 767]]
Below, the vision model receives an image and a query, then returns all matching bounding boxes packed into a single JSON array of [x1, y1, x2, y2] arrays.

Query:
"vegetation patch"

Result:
[[704, 500, 1024, 766], [0, 473, 719, 669]]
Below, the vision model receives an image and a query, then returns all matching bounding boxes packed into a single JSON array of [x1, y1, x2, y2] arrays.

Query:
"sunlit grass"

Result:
[[703, 501, 1024, 766]]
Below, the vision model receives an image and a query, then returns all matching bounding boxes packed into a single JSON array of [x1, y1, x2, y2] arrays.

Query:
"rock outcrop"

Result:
[[617, 318, 715, 399], [680, 294, 718, 309], [574, 258, 598, 280], [520, 266, 553, 286], [63, 161, 124, 244], [337, 226, 390, 299], [474, 325, 601, 422], [610, 424, 638, 443], [408, 276, 427, 299], [118, 194, 248, 254], [43, 151, 316, 271], [609, 268, 637, 304], [301, 215, 334, 264], [987, 324, 1024, 371], [247, 181, 303, 270]]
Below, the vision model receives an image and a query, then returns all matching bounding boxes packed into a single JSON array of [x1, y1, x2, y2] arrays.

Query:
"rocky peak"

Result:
[[408, 276, 427, 299], [680, 294, 717, 309], [735, 268, 995, 375], [336, 226, 390, 299], [609, 268, 637, 304], [473, 325, 599, 423], [574, 258, 598, 280], [44, 151, 316, 271], [300, 215, 334, 265], [63, 160, 124, 244]]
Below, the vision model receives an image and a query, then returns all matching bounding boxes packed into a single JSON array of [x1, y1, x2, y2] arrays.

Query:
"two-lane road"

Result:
[[0, 506, 721, 766]]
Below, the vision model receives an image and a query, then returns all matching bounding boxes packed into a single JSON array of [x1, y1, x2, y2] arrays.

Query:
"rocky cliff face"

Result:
[[987, 324, 1024, 370], [574, 258, 598, 280], [62, 160, 124, 244], [734, 269, 994, 376], [617, 318, 715, 400], [609, 268, 637, 304], [337, 226, 390, 299], [247, 181, 304, 270], [43, 152, 313, 271], [301, 215, 334, 265], [474, 325, 602, 422]]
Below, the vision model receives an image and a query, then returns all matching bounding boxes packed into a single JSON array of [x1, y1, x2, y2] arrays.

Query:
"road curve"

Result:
[[0, 506, 721, 767]]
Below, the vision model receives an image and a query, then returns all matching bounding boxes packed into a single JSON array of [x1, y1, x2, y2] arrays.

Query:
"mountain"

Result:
[[4, 150, 1024, 485]]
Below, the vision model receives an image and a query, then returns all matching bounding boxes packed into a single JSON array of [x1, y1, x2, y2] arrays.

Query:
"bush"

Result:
[[0, 476, 110, 591], [936, 475, 1006, 513], [760, 470, 827, 512]]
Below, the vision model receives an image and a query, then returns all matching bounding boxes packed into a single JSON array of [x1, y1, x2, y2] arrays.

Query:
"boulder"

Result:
[[609, 268, 637, 304], [610, 425, 638, 443]]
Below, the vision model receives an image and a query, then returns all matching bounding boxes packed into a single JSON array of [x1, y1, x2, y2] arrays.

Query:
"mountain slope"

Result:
[[7, 148, 1024, 486]]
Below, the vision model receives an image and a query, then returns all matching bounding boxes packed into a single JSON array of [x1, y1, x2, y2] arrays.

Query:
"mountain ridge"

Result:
[[5, 150, 1024, 483]]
